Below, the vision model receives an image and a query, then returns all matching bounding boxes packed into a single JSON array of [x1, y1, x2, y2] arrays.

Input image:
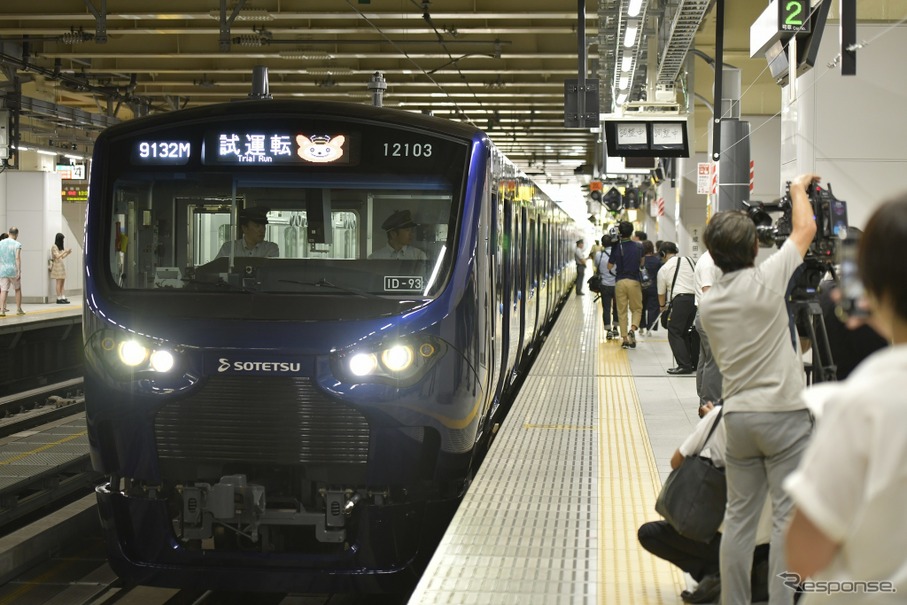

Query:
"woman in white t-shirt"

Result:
[[784, 195, 907, 603]]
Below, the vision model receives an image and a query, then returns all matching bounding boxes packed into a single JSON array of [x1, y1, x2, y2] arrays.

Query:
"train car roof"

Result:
[[95, 99, 484, 143]]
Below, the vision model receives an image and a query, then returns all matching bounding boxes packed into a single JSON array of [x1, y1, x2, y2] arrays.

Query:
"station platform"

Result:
[[0, 293, 83, 405], [410, 292, 704, 605], [0, 294, 82, 325]]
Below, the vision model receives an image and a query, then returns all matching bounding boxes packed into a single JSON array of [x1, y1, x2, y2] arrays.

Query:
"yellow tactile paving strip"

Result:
[[598, 340, 684, 604], [408, 296, 686, 604]]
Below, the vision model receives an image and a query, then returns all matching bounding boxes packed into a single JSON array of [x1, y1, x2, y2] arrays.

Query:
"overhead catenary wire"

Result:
[[677, 5, 907, 188], [344, 0, 479, 128], [345, 0, 546, 164]]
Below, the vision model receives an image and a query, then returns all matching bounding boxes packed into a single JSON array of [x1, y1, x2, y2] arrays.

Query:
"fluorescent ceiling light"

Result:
[[618, 75, 630, 90], [621, 55, 633, 72], [627, 0, 644, 18], [37, 149, 57, 156], [624, 21, 639, 48], [615, 92, 628, 106], [208, 9, 274, 21], [305, 66, 354, 75], [16, 146, 29, 151], [64, 153, 84, 160], [279, 50, 333, 60]]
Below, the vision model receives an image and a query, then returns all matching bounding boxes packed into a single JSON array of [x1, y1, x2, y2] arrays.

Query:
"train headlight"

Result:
[[90, 330, 182, 379], [149, 349, 176, 373], [349, 352, 378, 376], [381, 345, 413, 373], [334, 336, 446, 386], [118, 340, 149, 367]]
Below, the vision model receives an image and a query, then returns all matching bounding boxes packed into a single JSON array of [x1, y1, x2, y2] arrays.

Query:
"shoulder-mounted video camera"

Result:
[[744, 182, 849, 301], [744, 181, 848, 259], [603, 225, 620, 246]]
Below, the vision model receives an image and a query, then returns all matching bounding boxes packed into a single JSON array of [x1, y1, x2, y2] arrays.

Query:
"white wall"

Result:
[[783, 22, 907, 230], [0, 149, 85, 302], [3, 170, 70, 303]]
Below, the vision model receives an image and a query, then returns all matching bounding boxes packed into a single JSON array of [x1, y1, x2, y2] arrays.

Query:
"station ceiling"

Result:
[[0, 0, 901, 186]]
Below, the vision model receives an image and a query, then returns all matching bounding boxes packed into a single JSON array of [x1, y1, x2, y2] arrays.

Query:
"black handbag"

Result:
[[655, 408, 726, 543], [587, 274, 602, 293]]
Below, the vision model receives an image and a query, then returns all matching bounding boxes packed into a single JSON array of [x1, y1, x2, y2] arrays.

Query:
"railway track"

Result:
[[0, 380, 411, 604]]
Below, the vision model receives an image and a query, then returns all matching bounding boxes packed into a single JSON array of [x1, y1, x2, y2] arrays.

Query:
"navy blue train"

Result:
[[83, 99, 580, 593]]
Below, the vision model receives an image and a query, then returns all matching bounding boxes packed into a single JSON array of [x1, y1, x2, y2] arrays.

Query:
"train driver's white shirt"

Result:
[[369, 245, 427, 260], [215, 239, 279, 259]]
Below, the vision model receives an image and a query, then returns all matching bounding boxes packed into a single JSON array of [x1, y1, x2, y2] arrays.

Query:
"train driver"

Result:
[[215, 206, 280, 259], [369, 209, 427, 260]]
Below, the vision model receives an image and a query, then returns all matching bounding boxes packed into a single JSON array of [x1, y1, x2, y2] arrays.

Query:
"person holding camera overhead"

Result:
[[657, 241, 697, 374], [784, 195, 907, 602], [698, 173, 819, 605]]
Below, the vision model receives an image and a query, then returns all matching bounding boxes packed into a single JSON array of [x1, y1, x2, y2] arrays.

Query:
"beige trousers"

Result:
[[615, 279, 643, 338]]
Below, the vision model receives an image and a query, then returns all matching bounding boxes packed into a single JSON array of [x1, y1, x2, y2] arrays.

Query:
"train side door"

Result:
[[504, 187, 520, 389], [489, 182, 510, 421], [476, 174, 497, 440], [525, 211, 539, 357], [515, 205, 528, 368]]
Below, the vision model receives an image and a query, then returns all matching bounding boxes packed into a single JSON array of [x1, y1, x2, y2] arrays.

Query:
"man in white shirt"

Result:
[[369, 209, 427, 261], [699, 173, 818, 605], [573, 238, 586, 295], [657, 241, 697, 374], [215, 206, 279, 259], [693, 250, 723, 409]]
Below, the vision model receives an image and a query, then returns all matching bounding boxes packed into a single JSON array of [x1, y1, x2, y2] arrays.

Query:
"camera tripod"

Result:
[[790, 298, 837, 384]]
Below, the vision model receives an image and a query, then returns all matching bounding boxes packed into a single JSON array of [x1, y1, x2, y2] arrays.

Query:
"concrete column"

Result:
[[4, 171, 64, 303]]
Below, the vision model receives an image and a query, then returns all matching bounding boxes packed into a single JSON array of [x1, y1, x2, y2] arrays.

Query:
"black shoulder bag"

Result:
[[654, 408, 726, 543], [660, 256, 694, 329], [660, 258, 682, 329]]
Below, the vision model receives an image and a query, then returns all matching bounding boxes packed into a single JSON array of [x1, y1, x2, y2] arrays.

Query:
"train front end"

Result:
[[82, 101, 491, 592]]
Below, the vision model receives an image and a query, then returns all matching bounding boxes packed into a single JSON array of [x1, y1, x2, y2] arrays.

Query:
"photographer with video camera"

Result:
[[699, 173, 819, 605]]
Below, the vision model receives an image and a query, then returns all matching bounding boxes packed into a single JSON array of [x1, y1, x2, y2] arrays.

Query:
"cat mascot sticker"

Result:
[[296, 134, 346, 163]]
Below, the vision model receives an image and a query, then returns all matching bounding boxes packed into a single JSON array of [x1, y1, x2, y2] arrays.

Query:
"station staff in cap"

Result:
[[215, 206, 279, 259], [369, 209, 427, 260]]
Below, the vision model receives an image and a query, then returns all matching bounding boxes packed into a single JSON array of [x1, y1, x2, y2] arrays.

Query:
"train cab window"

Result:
[[108, 177, 456, 302]]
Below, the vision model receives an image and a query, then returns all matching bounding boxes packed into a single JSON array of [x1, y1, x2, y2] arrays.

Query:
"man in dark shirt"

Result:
[[816, 279, 887, 380], [608, 221, 643, 349]]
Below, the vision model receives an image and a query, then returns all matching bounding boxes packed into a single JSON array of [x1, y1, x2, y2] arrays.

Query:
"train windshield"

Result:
[[99, 115, 470, 318]]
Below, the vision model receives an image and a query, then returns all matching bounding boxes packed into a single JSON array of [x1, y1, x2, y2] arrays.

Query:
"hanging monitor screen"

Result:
[[603, 119, 689, 158]]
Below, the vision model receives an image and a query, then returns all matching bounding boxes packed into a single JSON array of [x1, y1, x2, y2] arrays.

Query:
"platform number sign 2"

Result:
[[780, 0, 810, 33]]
